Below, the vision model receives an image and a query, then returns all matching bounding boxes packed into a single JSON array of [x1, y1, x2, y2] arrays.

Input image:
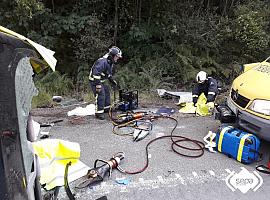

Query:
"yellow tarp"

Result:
[[33, 139, 89, 190], [195, 93, 210, 116], [179, 93, 213, 116], [179, 102, 197, 113]]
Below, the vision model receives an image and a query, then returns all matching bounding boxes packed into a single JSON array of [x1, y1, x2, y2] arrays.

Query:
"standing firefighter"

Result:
[[89, 46, 122, 120], [192, 71, 218, 108]]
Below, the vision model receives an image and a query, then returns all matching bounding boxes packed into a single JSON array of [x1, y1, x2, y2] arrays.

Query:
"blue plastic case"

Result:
[[215, 126, 260, 164]]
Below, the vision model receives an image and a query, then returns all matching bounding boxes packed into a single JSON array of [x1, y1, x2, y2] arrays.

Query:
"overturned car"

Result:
[[0, 26, 56, 200]]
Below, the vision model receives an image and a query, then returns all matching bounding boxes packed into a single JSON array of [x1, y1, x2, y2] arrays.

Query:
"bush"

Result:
[[31, 91, 53, 108], [35, 71, 74, 96]]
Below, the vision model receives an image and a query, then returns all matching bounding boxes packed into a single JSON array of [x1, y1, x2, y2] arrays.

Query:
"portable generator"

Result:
[[117, 89, 138, 111]]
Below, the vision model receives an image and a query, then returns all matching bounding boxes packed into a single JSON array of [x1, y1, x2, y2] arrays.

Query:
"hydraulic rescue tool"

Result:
[[76, 152, 125, 189], [109, 110, 155, 141], [108, 95, 205, 175], [110, 88, 156, 141], [133, 120, 153, 142], [113, 112, 146, 124]]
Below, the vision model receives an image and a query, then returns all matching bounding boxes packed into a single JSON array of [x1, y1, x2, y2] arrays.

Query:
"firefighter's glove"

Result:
[[96, 85, 102, 94]]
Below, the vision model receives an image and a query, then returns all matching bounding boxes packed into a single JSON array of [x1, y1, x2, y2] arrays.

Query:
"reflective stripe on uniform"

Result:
[[95, 94, 98, 112], [95, 91, 105, 113], [89, 71, 92, 80], [101, 72, 105, 76], [104, 105, 111, 109], [218, 126, 233, 152], [89, 77, 106, 82], [208, 92, 216, 95], [237, 134, 252, 162], [192, 95, 198, 97], [96, 110, 104, 113], [93, 75, 101, 79]]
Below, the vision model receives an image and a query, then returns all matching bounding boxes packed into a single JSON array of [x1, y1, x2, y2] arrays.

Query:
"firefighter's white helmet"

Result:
[[196, 71, 207, 83], [109, 46, 122, 58]]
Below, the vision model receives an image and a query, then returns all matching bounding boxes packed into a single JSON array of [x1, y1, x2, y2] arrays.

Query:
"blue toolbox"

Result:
[[215, 126, 260, 164]]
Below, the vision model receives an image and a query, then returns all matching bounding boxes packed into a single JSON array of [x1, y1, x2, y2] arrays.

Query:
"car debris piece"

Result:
[[155, 107, 177, 116], [203, 131, 217, 153], [40, 119, 63, 127], [115, 177, 131, 185], [157, 89, 192, 103], [52, 95, 63, 103], [0, 25, 57, 199], [67, 104, 95, 116]]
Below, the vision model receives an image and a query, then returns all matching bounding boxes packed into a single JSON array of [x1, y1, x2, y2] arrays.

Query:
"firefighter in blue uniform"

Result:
[[192, 71, 218, 107], [89, 46, 122, 120]]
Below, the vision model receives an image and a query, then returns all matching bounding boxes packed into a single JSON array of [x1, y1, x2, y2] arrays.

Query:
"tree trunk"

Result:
[[51, 0, 55, 13], [148, 4, 152, 26], [222, 0, 228, 16], [138, 0, 142, 25], [113, 0, 119, 45]]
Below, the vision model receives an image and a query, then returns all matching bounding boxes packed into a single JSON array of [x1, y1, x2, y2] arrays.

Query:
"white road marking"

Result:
[[157, 176, 165, 183], [175, 173, 181, 178], [209, 170, 215, 176], [175, 173, 187, 185], [225, 168, 233, 174], [192, 171, 198, 177], [177, 126, 186, 129], [168, 126, 186, 129], [76, 169, 230, 196]]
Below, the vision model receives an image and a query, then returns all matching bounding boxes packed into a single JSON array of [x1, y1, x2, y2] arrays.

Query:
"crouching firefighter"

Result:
[[89, 46, 122, 120], [192, 71, 218, 108]]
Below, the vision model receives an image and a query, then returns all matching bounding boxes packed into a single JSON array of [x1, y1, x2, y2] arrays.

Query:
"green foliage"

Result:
[[83, 92, 95, 103], [73, 17, 112, 64], [35, 71, 74, 96], [139, 67, 173, 90], [0, 0, 269, 93], [14, 0, 44, 18], [232, 1, 270, 56], [31, 90, 53, 108], [0, 0, 44, 31]]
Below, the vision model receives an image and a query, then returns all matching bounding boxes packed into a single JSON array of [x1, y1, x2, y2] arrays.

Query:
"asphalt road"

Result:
[[37, 108, 270, 200]]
